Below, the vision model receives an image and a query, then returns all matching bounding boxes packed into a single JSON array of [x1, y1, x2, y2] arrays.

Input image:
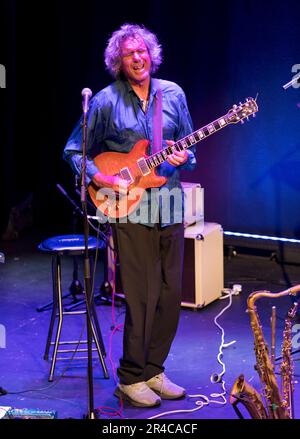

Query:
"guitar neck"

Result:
[[147, 112, 230, 169]]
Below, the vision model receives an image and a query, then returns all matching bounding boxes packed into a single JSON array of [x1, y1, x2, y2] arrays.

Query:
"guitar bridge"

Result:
[[120, 167, 134, 184], [137, 157, 150, 176]]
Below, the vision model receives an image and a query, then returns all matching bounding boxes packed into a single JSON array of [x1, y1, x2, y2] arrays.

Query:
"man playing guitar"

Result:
[[64, 23, 196, 407]]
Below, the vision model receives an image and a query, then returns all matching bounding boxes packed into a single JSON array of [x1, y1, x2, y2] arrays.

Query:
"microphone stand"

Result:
[[80, 88, 97, 419]]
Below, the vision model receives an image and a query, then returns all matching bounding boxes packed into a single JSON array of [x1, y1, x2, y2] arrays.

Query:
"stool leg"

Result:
[[48, 255, 63, 382], [37, 253, 74, 313], [44, 255, 59, 360]]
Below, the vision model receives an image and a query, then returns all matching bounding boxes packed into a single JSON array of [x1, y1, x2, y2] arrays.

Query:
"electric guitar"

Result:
[[88, 97, 258, 219]]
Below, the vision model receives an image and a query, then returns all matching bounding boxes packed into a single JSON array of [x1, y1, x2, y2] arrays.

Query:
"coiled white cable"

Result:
[[148, 288, 238, 419]]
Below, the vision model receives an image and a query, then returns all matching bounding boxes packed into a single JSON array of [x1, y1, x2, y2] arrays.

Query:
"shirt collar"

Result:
[[122, 77, 159, 99]]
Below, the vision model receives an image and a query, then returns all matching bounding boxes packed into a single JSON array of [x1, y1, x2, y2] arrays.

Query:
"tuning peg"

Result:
[[252, 113, 256, 117], [240, 120, 244, 124]]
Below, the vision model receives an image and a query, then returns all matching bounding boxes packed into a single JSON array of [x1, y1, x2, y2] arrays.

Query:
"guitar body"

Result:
[[88, 139, 167, 219], [87, 97, 258, 219]]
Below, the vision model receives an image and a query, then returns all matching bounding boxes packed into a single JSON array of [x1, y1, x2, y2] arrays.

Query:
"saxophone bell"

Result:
[[230, 374, 268, 419]]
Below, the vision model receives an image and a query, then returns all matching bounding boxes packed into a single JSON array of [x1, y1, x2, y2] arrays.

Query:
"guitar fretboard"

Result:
[[146, 114, 229, 169]]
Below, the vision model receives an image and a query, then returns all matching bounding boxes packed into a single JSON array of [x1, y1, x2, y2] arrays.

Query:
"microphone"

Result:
[[282, 74, 300, 90], [81, 87, 92, 114]]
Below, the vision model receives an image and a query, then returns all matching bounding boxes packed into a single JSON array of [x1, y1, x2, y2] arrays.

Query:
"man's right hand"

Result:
[[92, 172, 129, 195]]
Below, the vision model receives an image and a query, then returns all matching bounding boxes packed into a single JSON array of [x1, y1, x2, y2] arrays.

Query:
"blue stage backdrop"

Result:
[[153, 0, 300, 238], [1, 0, 300, 238]]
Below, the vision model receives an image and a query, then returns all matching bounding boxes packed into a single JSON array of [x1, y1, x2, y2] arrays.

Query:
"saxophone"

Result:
[[230, 285, 300, 419]]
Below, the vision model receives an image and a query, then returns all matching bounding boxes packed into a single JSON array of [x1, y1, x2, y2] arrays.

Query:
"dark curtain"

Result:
[[2, 0, 300, 238]]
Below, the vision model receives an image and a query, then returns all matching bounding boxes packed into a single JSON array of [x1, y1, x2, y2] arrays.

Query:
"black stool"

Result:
[[38, 234, 109, 382]]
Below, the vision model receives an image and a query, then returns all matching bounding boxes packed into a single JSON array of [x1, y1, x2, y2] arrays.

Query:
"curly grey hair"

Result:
[[104, 23, 163, 79]]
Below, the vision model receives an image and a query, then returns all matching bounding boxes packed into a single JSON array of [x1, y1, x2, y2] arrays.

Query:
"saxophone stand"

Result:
[[80, 87, 97, 419]]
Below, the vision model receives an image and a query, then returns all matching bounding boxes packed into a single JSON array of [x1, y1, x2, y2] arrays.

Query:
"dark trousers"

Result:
[[112, 221, 184, 385]]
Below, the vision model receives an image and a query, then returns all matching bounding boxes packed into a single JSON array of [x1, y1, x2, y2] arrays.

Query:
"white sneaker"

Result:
[[146, 373, 186, 399], [114, 381, 161, 407]]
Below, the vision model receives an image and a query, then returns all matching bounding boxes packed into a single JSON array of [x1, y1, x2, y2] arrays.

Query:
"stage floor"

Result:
[[0, 231, 300, 422]]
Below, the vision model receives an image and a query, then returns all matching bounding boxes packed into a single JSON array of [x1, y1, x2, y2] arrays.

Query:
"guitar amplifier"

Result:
[[181, 222, 224, 308], [107, 222, 224, 309], [181, 181, 204, 228], [106, 182, 204, 297]]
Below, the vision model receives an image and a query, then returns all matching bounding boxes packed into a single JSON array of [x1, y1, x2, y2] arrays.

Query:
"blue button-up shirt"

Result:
[[63, 78, 196, 226]]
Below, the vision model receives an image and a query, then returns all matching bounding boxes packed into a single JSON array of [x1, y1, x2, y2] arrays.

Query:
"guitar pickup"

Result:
[[137, 157, 150, 176]]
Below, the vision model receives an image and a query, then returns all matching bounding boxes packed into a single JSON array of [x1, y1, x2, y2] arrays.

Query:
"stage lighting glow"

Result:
[[224, 231, 300, 244]]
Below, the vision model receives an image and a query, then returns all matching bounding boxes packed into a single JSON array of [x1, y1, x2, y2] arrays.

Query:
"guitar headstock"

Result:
[[227, 97, 258, 124]]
